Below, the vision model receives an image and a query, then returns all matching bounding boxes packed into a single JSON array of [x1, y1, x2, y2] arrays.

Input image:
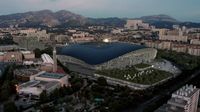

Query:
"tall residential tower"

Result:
[[156, 84, 200, 112]]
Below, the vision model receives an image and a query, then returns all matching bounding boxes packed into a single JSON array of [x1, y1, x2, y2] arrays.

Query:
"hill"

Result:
[[0, 10, 199, 28]]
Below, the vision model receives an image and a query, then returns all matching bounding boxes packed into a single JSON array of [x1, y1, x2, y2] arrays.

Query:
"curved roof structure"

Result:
[[41, 53, 54, 64], [57, 42, 146, 65]]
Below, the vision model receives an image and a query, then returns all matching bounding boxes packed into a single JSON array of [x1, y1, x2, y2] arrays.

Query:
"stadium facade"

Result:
[[57, 42, 157, 74]]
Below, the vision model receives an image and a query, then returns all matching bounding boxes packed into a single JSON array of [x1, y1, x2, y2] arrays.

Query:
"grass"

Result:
[[134, 63, 151, 69], [96, 67, 172, 85]]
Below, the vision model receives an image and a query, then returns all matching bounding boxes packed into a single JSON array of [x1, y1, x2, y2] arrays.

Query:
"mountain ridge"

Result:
[[0, 10, 199, 28]]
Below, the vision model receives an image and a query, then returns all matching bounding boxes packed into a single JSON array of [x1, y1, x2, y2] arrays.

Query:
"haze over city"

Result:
[[1, 0, 200, 22]]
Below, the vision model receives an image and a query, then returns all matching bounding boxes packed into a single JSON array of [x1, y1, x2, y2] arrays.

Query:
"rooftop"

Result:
[[14, 68, 40, 77], [173, 84, 198, 98], [37, 72, 66, 79], [168, 98, 187, 107], [20, 51, 32, 54], [57, 42, 146, 65], [0, 52, 4, 55], [18, 80, 60, 96]]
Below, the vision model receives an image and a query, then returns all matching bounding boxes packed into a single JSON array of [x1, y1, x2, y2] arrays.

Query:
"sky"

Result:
[[0, 0, 200, 22]]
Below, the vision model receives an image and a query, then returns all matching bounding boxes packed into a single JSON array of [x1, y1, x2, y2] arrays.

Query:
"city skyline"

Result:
[[0, 0, 200, 22]]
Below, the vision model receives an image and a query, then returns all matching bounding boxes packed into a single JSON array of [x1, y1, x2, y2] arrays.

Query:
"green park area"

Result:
[[134, 63, 151, 69], [96, 67, 172, 85]]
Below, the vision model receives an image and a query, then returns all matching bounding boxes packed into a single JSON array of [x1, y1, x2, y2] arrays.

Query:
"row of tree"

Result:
[[157, 50, 200, 71], [33, 47, 53, 58], [0, 64, 19, 112]]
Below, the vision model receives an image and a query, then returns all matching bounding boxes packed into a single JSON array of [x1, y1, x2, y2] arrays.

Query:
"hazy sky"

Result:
[[0, 0, 200, 22]]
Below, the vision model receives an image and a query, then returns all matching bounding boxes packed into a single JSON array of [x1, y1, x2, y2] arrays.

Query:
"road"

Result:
[[133, 69, 200, 112]]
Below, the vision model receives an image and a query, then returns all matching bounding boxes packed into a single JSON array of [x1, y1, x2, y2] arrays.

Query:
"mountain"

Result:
[[0, 10, 199, 28], [140, 14, 179, 23], [0, 10, 87, 27], [0, 10, 126, 28], [86, 17, 126, 27], [179, 22, 200, 28], [139, 14, 180, 29], [139, 14, 200, 28]]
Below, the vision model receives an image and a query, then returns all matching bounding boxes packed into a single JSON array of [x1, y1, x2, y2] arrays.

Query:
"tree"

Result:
[[10, 79, 18, 94], [108, 100, 122, 112], [73, 82, 82, 92], [97, 77, 108, 86], [39, 90, 49, 103], [3, 101, 17, 112], [0, 81, 11, 101], [50, 88, 60, 100], [59, 86, 73, 96], [33, 48, 42, 58], [6, 64, 15, 80], [120, 86, 131, 97], [0, 89, 10, 101], [41, 47, 53, 56], [0, 65, 18, 101], [40, 105, 55, 112]]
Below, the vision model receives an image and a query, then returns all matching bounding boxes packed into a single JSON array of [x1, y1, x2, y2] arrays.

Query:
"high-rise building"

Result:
[[124, 20, 151, 30], [156, 84, 200, 112]]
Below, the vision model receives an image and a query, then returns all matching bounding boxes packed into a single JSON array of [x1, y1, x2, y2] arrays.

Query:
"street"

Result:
[[133, 69, 200, 112]]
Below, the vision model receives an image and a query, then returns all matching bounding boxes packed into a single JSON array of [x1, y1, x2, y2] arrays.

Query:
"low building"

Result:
[[0, 52, 4, 61], [30, 71, 69, 86], [171, 43, 187, 53], [111, 29, 123, 34], [71, 36, 95, 43], [54, 35, 69, 44], [160, 41, 172, 50], [17, 80, 61, 98], [158, 28, 188, 42], [21, 51, 35, 59], [23, 59, 43, 66], [190, 39, 200, 45], [3, 51, 23, 63], [159, 35, 188, 42], [40, 64, 53, 72], [14, 68, 41, 82], [144, 40, 171, 50], [0, 45, 20, 52], [144, 40, 161, 49], [17, 71, 69, 98], [40, 53, 54, 72], [0, 51, 36, 63], [20, 29, 37, 34], [72, 32, 89, 38], [70, 32, 95, 43], [68, 30, 76, 33], [26, 30, 50, 42], [188, 45, 200, 56]]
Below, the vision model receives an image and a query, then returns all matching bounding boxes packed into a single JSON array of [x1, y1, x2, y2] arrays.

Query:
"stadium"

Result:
[[57, 42, 157, 74]]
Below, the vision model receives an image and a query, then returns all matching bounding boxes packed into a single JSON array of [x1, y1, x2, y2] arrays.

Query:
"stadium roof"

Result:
[[57, 42, 146, 65], [37, 72, 66, 79]]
